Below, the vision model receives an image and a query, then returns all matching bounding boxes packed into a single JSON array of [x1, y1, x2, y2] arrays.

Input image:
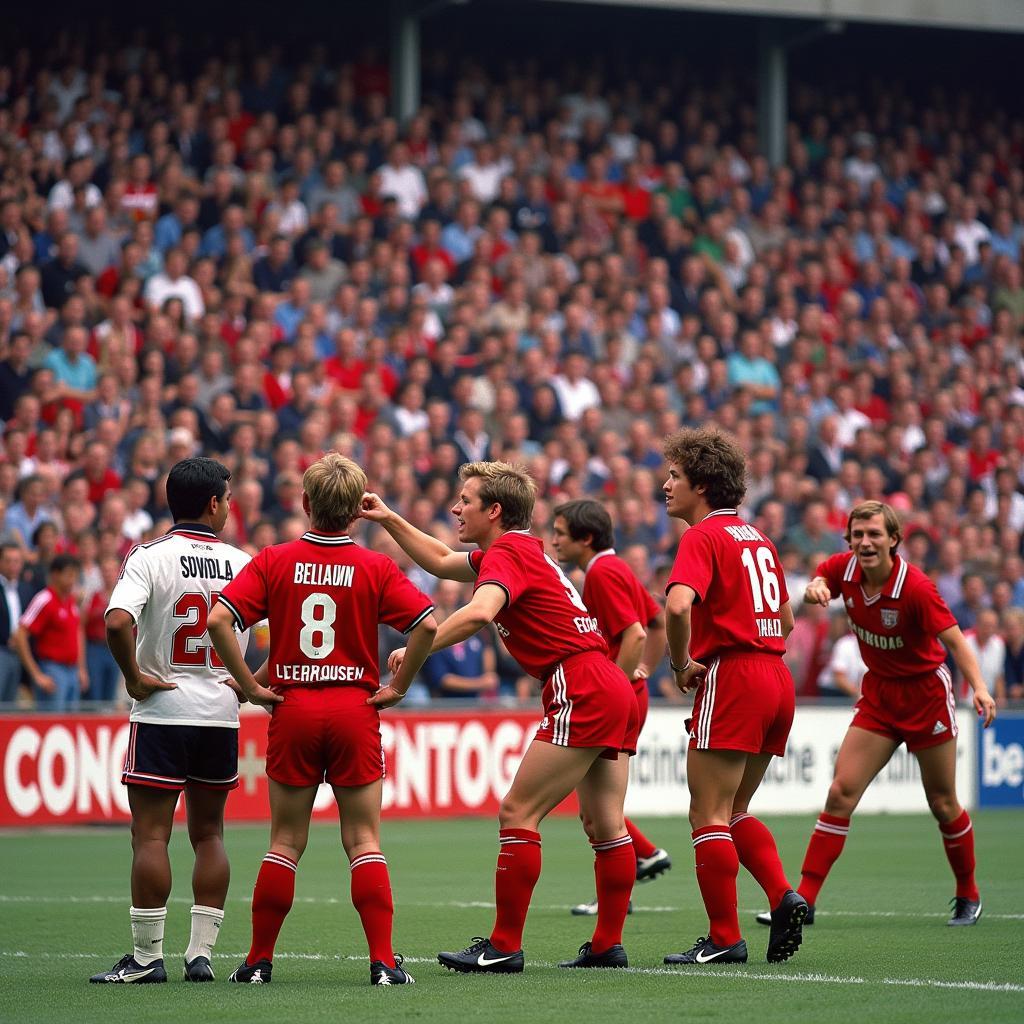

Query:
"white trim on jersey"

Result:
[[551, 665, 573, 747], [19, 588, 53, 628], [695, 658, 720, 749], [701, 509, 738, 521], [301, 531, 355, 546], [890, 556, 908, 599], [583, 548, 616, 577], [401, 604, 436, 635], [843, 554, 857, 582]]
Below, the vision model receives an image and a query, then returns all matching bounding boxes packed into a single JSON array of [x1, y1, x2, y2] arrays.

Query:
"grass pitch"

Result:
[[1, 812, 1021, 1023]]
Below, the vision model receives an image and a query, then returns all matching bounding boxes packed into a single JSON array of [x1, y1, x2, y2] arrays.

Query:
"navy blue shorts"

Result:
[[122, 722, 239, 791]]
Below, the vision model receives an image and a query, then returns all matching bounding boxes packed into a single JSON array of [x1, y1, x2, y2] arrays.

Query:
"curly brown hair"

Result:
[[662, 427, 746, 509]]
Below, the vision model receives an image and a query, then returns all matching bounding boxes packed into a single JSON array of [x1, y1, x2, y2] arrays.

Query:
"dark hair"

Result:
[[663, 427, 747, 509], [166, 457, 231, 521], [553, 498, 614, 551], [50, 553, 81, 575]]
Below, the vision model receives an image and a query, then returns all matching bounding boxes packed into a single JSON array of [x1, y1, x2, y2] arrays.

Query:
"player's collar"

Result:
[[168, 522, 217, 539], [846, 552, 907, 598], [584, 548, 616, 576], [700, 508, 738, 522], [302, 531, 355, 546]]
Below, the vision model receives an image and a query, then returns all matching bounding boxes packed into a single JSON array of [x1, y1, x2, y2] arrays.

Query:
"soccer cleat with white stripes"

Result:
[[948, 897, 982, 926], [370, 954, 415, 984], [229, 958, 273, 983], [89, 954, 167, 984], [635, 848, 672, 883]]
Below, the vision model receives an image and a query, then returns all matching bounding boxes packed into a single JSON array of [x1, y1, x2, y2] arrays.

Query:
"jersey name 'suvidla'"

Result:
[[106, 523, 251, 727]]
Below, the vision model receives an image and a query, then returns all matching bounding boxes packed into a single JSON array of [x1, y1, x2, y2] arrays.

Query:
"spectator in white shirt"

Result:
[[818, 618, 867, 699], [952, 199, 991, 266], [550, 353, 601, 422], [458, 141, 511, 205], [378, 143, 427, 221], [963, 609, 1005, 705], [143, 247, 204, 323]]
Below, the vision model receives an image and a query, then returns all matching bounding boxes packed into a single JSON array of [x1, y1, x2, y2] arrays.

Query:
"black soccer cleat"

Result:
[[558, 942, 628, 969], [948, 896, 983, 926], [765, 889, 808, 963], [664, 936, 748, 965], [438, 936, 524, 974], [89, 953, 167, 984], [229, 957, 273, 983], [370, 954, 415, 985], [571, 898, 633, 916], [757, 903, 815, 926], [636, 848, 672, 883], [183, 955, 215, 981]]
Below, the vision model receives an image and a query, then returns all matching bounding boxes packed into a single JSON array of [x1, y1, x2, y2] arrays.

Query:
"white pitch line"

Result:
[[0, 950, 1020, 993]]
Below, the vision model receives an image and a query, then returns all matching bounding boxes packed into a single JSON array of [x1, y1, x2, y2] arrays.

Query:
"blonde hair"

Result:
[[845, 500, 902, 550], [460, 460, 537, 530], [302, 452, 367, 531]]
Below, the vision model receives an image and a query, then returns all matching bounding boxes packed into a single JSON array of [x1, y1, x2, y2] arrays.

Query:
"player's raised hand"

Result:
[[804, 577, 832, 607], [124, 672, 177, 701], [366, 683, 408, 709], [974, 685, 997, 727], [673, 659, 707, 695], [359, 492, 393, 523], [387, 646, 407, 675]]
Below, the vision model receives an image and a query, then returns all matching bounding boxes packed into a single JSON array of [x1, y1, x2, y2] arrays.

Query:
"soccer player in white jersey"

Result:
[[90, 458, 252, 985]]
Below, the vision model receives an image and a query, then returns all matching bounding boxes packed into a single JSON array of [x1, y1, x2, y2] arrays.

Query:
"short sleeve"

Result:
[[467, 549, 483, 575], [20, 590, 54, 635], [815, 552, 850, 599], [666, 528, 714, 601], [474, 544, 526, 607], [906, 576, 957, 636], [218, 549, 270, 630], [106, 547, 152, 624], [377, 559, 435, 634]]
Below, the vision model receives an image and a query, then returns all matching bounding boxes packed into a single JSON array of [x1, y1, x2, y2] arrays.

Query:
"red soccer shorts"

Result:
[[265, 686, 385, 788], [852, 664, 958, 752], [687, 653, 794, 756], [535, 651, 639, 760]]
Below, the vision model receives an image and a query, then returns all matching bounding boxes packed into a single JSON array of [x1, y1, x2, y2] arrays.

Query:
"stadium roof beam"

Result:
[[391, 0, 471, 124]]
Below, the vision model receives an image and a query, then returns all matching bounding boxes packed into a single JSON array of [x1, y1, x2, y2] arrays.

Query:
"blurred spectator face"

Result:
[[0, 545, 24, 582]]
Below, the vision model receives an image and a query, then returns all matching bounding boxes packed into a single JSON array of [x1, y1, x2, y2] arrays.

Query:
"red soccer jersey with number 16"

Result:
[[666, 508, 790, 663], [219, 530, 434, 691]]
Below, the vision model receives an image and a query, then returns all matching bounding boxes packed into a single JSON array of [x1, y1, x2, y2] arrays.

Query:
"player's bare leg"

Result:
[[664, 748, 749, 965], [231, 780, 318, 984], [731, 753, 807, 961], [560, 754, 632, 968], [439, 741, 603, 973], [332, 779, 414, 984], [915, 738, 981, 925], [182, 785, 230, 980], [90, 786, 177, 983]]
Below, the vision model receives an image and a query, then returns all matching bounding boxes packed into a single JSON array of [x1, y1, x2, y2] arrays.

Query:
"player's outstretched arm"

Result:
[[940, 623, 997, 727], [804, 577, 832, 606], [367, 613, 439, 709], [207, 604, 283, 711], [359, 492, 476, 581]]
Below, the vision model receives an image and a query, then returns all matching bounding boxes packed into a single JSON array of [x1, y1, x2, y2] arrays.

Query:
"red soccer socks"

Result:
[[590, 835, 634, 953], [490, 828, 542, 953], [350, 852, 396, 967], [798, 813, 850, 906], [730, 812, 791, 908], [692, 826, 742, 947], [625, 817, 658, 860], [939, 811, 979, 901], [248, 851, 296, 964]]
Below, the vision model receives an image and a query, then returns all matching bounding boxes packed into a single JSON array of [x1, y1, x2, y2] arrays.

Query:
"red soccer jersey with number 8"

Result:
[[219, 530, 434, 691], [666, 508, 790, 663]]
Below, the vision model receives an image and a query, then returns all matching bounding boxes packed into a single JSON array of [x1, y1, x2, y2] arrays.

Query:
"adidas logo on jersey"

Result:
[[932, 721, 949, 735]]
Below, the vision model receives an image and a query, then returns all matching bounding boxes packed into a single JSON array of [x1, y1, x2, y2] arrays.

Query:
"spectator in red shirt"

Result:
[[12, 553, 86, 710], [81, 441, 123, 505]]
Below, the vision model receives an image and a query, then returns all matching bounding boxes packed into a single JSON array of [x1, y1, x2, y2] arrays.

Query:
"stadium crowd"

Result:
[[1, 28, 1023, 709]]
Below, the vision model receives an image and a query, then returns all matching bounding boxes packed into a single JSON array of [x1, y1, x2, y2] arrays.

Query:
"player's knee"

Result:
[[579, 811, 597, 841], [498, 794, 531, 829], [825, 778, 859, 814], [926, 791, 959, 821]]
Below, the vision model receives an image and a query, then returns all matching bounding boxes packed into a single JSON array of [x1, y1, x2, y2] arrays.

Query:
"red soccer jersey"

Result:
[[816, 552, 956, 678], [666, 508, 790, 662], [218, 530, 434, 691], [469, 530, 607, 679], [20, 586, 80, 665], [582, 549, 660, 662]]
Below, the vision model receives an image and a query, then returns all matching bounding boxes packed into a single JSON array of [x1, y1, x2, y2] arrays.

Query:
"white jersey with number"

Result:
[[106, 522, 251, 727]]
